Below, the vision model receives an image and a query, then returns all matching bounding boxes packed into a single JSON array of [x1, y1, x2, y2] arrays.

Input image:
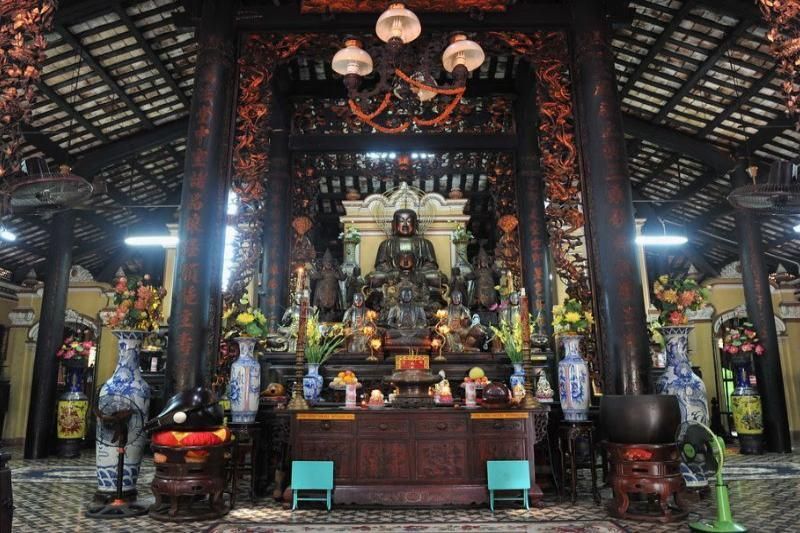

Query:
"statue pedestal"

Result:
[[384, 330, 432, 356]]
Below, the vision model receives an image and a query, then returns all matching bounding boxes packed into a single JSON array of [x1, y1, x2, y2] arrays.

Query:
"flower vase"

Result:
[[655, 326, 709, 487], [730, 356, 764, 455], [57, 359, 88, 458], [303, 363, 323, 404], [510, 363, 525, 390], [558, 335, 590, 421], [95, 331, 151, 498], [229, 337, 261, 423]]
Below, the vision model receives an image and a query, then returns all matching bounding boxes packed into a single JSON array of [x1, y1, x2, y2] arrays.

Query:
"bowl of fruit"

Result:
[[330, 370, 361, 390], [461, 367, 490, 388]]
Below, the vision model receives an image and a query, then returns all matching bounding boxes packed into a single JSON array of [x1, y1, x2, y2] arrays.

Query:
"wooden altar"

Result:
[[285, 406, 549, 506]]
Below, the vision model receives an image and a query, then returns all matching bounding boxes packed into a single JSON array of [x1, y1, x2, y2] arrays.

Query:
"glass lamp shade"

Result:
[[375, 3, 421, 44], [332, 39, 374, 76], [442, 34, 485, 73]]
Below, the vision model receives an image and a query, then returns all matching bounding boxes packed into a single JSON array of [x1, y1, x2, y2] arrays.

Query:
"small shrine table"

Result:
[[557, 420, 601, 504], [286, 406, 549, 506]]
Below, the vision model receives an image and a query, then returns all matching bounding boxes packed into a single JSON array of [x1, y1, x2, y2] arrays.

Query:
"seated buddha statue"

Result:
[[385, 286, 431, 354], [443, 290, 485, 352], [342, 293, 372, 353], [367, 209, 444, 289]]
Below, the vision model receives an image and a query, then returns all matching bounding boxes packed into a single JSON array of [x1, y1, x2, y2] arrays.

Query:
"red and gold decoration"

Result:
[[0, 0, 56, 178], [56, 334, 94, 457], [330, 4, 484, 133], [758, 0, 800, 127]]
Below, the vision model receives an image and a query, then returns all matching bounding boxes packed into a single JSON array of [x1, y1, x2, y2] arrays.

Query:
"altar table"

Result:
[[287, 406, 549, 506]]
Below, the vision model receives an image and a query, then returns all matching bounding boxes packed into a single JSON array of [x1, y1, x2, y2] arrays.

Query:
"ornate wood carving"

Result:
[[0, 1, 56, 178], [357, 441, 412, 480], [300, 0, 508, 13], [227, 33, 315, 303], [295, 439, 354, 478], [416, 440, 468, 480]]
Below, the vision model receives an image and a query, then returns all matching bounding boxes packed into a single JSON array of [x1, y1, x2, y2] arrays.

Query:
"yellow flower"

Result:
[[585, 311, 594, 325], [552, 305, 564, 316], [222, 307, 235, 320], [565, 311, 582, 323], [236, 312, 255, 325], [661, 289, 678, 304], [658, 275, 669, 284]]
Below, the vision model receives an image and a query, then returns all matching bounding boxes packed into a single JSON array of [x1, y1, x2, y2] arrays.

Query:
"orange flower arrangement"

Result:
[[652, 275, 709, 326], [104, 274, 166, 331]]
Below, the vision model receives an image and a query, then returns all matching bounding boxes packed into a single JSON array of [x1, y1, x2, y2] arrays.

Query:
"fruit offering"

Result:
[[468, 367, 485, 380], [463, 370, 489, 387], [331, 370, 360, 388]]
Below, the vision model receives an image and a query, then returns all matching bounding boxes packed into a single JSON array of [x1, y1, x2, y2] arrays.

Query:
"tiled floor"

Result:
[[7, 447, 800, 532]]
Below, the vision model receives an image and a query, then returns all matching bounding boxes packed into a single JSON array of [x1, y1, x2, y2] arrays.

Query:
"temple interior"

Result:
[[1, 0, 800, 532]]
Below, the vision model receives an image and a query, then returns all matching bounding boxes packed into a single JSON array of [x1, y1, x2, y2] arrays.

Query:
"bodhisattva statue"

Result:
[[343, 293, 371, 353], [444, 290, 485, 352], [368, 209, 443, 289], [278, 292, 317, 352], [344, 266, 366, 309], [311, 250, 345, 322], [501, 291, 522, 326], [472, 247, 500, 311]]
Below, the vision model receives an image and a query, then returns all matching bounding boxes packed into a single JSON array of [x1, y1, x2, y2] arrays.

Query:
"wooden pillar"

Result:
[[165, 0, 234, 397], [516, 60, 553, 335], [732, 165, 791, 452], [24, 210, 75, 458], [572, 0, 650, 395], [259, 69, 291, 329]]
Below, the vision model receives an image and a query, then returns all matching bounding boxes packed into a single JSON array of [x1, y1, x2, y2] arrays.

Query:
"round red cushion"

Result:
[[152, 427, 231, 447]]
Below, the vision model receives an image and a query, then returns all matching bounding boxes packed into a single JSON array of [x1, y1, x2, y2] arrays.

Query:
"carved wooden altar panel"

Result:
[[294, 439, 355, 480], [415, 439, 469, 481], [357, 440, 413, 480], [473, 438, 527, 481]]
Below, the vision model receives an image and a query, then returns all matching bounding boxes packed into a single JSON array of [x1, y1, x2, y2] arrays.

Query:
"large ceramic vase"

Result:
[[303, 363, 323, 404], [509, 362, 525, 390], [558, 334, 590, 421], [229, 337, 261, 423], [57, 359, 88, 458], [95, 330, 151, 498], [655, 326, 709, 487], [730, 355, 764, 455]]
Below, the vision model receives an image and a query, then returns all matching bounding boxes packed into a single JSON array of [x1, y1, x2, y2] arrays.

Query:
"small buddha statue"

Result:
[[278, 292, 316, 352], [536, 370, 554, 401], [501, 291, 522, 326], [385, 286, 430, 353], [471, 247, 500, 312], [443, 290, 486, 352], [343, 293, 371, 353]]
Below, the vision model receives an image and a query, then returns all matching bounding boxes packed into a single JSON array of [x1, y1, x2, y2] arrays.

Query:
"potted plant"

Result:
[[97, 273, 164, 498], [302, 313, 344, 403], [221, 295, 268, 423], [721, 321, 765, 454], [552, 299, 593, 421]]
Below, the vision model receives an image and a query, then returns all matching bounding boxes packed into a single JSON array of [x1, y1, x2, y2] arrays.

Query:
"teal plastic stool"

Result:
[[487, 460, 531, 511], [291, 460, 334, 511]]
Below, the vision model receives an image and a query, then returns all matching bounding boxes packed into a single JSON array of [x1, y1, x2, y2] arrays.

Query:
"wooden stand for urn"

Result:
[[386, 355, 441, 408]]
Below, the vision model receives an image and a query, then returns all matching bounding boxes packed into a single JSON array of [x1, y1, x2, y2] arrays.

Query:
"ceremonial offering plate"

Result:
[[329, 382, 362, 390]]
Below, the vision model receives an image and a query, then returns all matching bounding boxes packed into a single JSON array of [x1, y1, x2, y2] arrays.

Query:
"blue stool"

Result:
[[291, 460, 334, 511], [487, 460, 531, 511]]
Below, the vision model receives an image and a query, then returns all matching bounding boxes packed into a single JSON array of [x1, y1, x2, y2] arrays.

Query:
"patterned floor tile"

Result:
[[5, 447, 798, 533]]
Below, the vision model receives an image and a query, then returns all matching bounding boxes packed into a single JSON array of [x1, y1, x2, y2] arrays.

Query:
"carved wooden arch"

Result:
[[28, 308, 100, 341]]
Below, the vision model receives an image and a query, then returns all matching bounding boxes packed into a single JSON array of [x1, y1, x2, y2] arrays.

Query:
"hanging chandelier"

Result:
[[757, 0, 800, 129], [330, 3, 485, 134]]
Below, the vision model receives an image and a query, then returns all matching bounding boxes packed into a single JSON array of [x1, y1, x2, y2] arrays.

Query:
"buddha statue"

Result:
[[368, 209, 443, 289], [343, 293, 371, 353], [385, 286, 430, 354], [443, 290, 485, 352], [501, 291, 522, 326], [311, 249, 345, 322]]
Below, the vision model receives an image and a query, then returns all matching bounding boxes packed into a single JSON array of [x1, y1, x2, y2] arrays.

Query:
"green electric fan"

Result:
[[676, 421, 747, 533]]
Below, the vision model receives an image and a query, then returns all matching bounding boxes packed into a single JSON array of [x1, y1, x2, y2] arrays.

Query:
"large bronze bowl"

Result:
[[599, 394, 681, 444]]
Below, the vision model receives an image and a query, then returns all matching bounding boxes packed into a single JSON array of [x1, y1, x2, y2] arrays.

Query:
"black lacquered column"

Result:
[[732, 165, 791, 452], [259, 70, 291, 329], [572, 0, 650, 394], [165, 0, 234, 397], [516, 60, 553, 335], [24, 210, 76, 458]]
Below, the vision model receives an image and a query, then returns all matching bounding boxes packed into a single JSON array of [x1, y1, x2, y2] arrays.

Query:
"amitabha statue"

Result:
[[368, 209, 443, 289], [385, 286, 430, 353], [311, 249, 345, 322]]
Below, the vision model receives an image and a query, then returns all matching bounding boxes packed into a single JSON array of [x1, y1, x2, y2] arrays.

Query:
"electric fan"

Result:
[[676, 421, 747, 533], [86, 394, 148, 519]]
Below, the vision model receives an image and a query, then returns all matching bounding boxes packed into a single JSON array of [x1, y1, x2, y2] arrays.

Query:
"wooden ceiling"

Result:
[[1, 0, 798, 282]]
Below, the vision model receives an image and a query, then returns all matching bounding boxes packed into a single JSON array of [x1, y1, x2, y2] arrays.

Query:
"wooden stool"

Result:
[[558, 420, 600, 504], [291, 461, 333, 511], [486, 460, 531, 511], [229, 422, 261, 507]]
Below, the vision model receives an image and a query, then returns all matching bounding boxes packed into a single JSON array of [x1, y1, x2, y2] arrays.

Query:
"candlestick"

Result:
[[519, 287, 539, 409], [288, 282, 310, 410]]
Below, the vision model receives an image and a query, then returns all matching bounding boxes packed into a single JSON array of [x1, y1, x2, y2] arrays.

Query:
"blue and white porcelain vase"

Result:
[[558, 334, 590, 421], [655, 325, 709, 487], [510, 363, 526, 390], [95, 330, 151, 497], [303, 363, 323, 403], [229, 337, 261, 423]]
